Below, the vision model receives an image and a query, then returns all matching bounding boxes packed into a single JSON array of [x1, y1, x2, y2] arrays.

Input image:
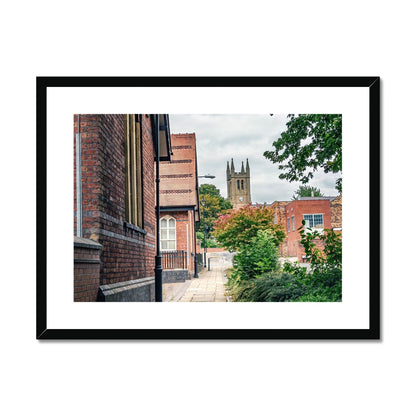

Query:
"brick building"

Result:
[[73, 114, 171, 301], [272, 196, 342, 262], [159, 133, 200, 280], [271, 200, 290, 256], [223, 158, 342, 263], [330, 194, 342, 230]]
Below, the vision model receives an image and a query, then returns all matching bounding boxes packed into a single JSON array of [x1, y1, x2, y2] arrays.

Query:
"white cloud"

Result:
[[169, 114, 341, 203]]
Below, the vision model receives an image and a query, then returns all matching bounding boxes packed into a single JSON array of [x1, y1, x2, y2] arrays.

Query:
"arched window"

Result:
[[241, 180, 244, 190], [160, 216, 176, 250], [237, 180, 240, 190]]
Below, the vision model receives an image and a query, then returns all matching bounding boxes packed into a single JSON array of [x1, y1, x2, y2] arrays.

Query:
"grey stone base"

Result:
[[98, 276, 155, 302], [162, 269, 189, 283]]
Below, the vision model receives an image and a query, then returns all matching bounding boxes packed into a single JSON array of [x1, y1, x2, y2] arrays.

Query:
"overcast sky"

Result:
[[169, 114, 341, 203]]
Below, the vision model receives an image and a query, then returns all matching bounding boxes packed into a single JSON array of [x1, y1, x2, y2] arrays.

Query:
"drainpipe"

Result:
[[186, 223, 190, 272], [154, 115, 163, 302], [76, 114, 82, 237], [194, 206, 198, 278]]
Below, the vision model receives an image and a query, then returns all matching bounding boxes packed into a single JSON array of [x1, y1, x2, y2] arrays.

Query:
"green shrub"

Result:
[[206, 237, 220, 248], [228, 271, 304, 302], [197, 231, 220, 248], [247, 272, 304, 302], [232, 230, 279, 280], [226, 278, 255, 301], [226, 221, 342, 303], [283, 223, 342, 302], [290, 266, 342, 302]]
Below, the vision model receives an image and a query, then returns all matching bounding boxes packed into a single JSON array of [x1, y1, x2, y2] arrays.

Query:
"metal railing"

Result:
[[161, 250, 188, 270]]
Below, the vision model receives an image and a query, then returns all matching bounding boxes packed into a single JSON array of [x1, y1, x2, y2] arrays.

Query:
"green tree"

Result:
[[197, 184, 232, 238], [214, 204, 285, 252], [232, 230, 280, 280], [283, 221, 342, 302], [228, 223, 342, 302], [292, 185, 324, 200], [264, 114, 342, 193]]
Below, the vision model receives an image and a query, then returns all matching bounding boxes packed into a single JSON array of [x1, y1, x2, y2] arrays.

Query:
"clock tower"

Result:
[[226, 158, 251, 209]]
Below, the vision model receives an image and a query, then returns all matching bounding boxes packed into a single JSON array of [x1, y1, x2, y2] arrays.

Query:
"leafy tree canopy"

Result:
[[214, 205, 285, 252], [198, 184, 232, 237], [292, 185, 324, 200], [232, 230, 280, 280], [264, 114, 342, 193]]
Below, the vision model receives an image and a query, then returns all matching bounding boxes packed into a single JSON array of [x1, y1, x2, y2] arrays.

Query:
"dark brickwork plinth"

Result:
[[98, 276, 155, 302], [162, 269, 189, 283]]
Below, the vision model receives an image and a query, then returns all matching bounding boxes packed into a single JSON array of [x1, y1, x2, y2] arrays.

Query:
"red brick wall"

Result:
[[74, 114, 101, 237], [285, 199, 331, 260], [74, 239, 102, 302], [159, 133, 198, 207], [160, 210, 196, 274], [271, 201, 290, 256], [141, 115, 157, 233], [196, 247, 226, 253], [74, 115, 156, 297], [330, 195, 342, 229], [159, 132, 199, 276]]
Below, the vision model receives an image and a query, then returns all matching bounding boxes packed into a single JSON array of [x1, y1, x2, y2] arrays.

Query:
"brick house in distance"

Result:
[[74, 114, 171, 302], [330, 194, 342, 231], [273, 196, 342, 262], [159, 133, 200, 280]]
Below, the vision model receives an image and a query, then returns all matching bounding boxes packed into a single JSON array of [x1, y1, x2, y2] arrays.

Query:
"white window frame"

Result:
[[160, 215, 176, 251], [292, 215, 295, 231], [303, 213, 324, 234], [287, 217, 290, 233]]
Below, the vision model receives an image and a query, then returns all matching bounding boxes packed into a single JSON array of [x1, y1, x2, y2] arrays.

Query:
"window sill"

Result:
[[124, 221, 147, 236], [304, 227, 324, 235]]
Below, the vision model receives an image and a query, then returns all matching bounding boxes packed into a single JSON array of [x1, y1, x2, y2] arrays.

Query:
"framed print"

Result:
[[37, 76, 380, 340]]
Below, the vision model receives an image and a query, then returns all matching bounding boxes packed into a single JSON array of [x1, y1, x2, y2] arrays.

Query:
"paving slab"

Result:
[[163, 252, 232, 302], [178, 256, 229, 302]]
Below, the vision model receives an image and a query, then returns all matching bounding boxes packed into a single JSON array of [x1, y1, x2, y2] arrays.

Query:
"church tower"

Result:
[[227, 158, 251, 209]]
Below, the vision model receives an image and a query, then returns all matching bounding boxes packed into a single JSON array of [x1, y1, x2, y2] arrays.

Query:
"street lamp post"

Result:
[[197, 174, 215, 273], [154, 115, 162, 302]]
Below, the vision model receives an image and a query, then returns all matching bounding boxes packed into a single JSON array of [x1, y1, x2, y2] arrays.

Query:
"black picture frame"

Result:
[[37, 76, 380, 340]]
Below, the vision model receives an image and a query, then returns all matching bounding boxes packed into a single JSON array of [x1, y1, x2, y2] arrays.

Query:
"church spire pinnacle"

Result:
[[241, 161, 245, 174], [231, 158, 235, 173]]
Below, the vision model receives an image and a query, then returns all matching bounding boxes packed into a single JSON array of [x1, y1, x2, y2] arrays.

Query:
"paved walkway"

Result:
[[179, 261, 227, 302], [163, 253, 232, 302], [163, 279, 192, 302]]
